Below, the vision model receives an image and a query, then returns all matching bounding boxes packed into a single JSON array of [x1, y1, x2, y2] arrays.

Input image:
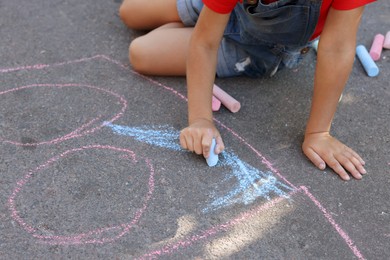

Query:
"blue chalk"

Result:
[[206, 138, 219, 167], [356, 45, 379, 77]]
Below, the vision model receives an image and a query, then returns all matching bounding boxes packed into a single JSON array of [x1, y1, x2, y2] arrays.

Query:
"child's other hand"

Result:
[[180, 118, 225, 159], [302, 132, 366, 181]]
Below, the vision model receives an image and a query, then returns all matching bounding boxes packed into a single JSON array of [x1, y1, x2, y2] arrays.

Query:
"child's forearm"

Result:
[[179, 6, 229, 157], [305, 7, 364, 135], [185, 7, 229, 126], [186, 43, 217, 125], [305, 46, 355, 135]]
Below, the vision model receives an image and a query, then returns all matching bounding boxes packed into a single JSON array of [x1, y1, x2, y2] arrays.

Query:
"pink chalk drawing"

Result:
[[0, 83, 127, 146], [1, 55, 364, 259], [8, 145, 155, 245]]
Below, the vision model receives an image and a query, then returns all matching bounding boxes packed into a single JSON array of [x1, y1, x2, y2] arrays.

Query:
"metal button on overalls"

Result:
[[300, 47, 310, 54]]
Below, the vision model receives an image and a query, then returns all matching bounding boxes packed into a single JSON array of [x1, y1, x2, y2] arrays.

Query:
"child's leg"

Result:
[[119, 0, 181, 30], [129, 23, 192, 76]]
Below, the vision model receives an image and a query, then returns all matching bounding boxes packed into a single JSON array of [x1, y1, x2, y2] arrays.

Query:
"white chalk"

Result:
[[369, 34, 385, 61], [356, 45, 379, 77], [212, 95, 221, 111], [206, 138, 218, 167], [212, 84, 241, 113], [384, 31, 390, 49]]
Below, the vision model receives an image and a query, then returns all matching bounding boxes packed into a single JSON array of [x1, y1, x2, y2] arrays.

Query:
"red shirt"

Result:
[[202, 0, 376, 39]]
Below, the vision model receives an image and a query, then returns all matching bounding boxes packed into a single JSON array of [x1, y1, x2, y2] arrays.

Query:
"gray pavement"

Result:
[[0, 0, 389, 259]]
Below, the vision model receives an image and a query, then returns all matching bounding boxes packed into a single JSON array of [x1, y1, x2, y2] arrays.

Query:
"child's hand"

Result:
[[180, 118, 224, 159], [302, 132, 366, 181]]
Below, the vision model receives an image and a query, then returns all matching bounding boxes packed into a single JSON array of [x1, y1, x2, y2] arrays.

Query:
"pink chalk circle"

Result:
[[0, 84, 127, 146], [213, 84, 241, 113], [369, 34, 385, 61], [384, 31, 390, 49], [8, 145, 155, 245], [212, 95, 221, 111]]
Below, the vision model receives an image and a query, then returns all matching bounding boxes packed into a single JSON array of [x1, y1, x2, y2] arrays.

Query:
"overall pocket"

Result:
[[236, 0, 311, 46]]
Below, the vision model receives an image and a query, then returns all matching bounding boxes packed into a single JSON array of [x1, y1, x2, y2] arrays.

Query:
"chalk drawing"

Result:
[[1, 55, 364, 258], [139, 189, 300, 259], [0, 84, 127, 146], [106, 122, 293, 212], [204, 151, 292, 213], [105, 123, 182, 151], [0, 55, 116, 74], [138, 186, 367, 260], [8, 145, 155, 245]]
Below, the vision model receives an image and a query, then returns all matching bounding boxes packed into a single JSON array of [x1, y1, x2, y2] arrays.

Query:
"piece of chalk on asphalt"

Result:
[[311, 39, 319, 52], [212, 95, 221, 111], [369, 34, 385, 61], [384, 31, 390, 49], [206, 138, 219, 167], [212, 84, 241, 113], [356, 45, 379, 77]]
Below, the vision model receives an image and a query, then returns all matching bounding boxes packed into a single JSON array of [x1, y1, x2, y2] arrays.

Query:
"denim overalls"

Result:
[[177, 0, 323, 77]]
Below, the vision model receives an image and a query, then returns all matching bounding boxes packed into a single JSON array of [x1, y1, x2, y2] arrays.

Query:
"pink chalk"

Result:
[[212, 84, 241, 113], [212, 95, 221, 111], [369, 34, 385, 61], [384, 31, 390, 49]]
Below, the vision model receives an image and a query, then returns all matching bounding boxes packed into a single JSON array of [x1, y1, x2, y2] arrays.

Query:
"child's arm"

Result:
[[179, 6, 230, 158], [302, 7, 367, 180]]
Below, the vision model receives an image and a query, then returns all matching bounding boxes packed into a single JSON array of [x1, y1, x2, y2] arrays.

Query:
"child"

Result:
[[119, 0, 376, 181]]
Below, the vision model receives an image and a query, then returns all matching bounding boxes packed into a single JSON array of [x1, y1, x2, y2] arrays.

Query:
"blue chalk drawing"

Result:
[[203, 151, 292, 212], [105, 122, 182, 151], [105, 123, 293, 212]]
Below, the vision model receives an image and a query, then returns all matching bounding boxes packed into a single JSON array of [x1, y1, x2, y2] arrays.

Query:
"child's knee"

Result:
[[129, 38, 149, 74]]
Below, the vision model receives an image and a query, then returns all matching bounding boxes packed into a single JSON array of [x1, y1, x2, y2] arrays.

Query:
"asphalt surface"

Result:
[[0, 1, 389, 259]]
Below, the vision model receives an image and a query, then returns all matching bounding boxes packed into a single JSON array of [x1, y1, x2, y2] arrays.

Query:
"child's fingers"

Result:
[[303, 147, 326, 170], [303, 133, 366, 180], [330, 145, 366, 178], [345, 147, 366, 173], [350, 156, 367, 175], [336, 147, 366, 177], [215, 135, 225, 154], [201, 130, 214, 158], [349, 148, 365, 166], [179, 131, 188, 150], [334, 154, 362, 180], [179, 129, 194, 152], [304, 145, 357, 180], [193, 137, 204, 155], [324, 156, 351, 181], [180, 122, 223, 159]]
